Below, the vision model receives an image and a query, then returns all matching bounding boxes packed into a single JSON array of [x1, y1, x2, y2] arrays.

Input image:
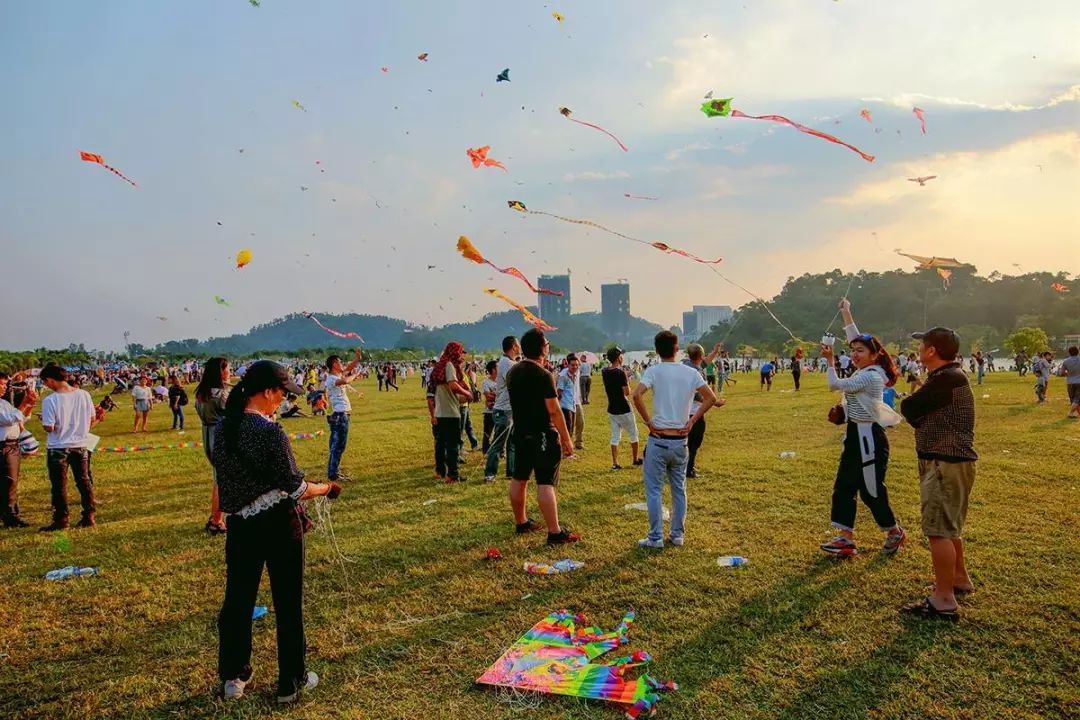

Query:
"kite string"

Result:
[[705, 265, 806, 345], [823, 273, 857, 335]]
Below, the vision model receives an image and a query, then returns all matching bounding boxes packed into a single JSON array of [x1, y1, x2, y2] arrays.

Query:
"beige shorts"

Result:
[[919, 459, 975, 539]]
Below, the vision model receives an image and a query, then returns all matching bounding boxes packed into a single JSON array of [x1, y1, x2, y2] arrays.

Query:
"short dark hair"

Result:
[[521, 329, 546, 360], [654, 330, 678, 359], [1069, 346, 1079, 357], [913, 327, 960, 361], [325, 354, 341, 371], [485, 359, 498, 373], [501, 335, 518, 353], [606, 346, 623, 363], [40, 365, 68, 382], [0, 372, 8, 381], [565, 353, 578, 363]]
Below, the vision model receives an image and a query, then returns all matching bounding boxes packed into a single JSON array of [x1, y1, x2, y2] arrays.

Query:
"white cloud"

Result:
[[665, 142, 714, 161], [562, 170, 631, 182], [863, 84, 1080, 113]]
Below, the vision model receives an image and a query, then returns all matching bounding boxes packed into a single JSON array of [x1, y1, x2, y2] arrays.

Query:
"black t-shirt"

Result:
[[602, 367, 631, 415], [507, 360, 557, 435]]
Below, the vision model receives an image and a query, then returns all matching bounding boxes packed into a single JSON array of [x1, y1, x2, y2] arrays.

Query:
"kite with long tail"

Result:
[[913, 106, 927, 134], [79, 151, 138, 187], [457, 236, 562, 296], [483, 289, 556, 331], [700, 99, 875, 163], [302, 312, 365, 343], [559, 107, 628, 152], [507, 201, 721, 264], [466, 145, 507, 171]]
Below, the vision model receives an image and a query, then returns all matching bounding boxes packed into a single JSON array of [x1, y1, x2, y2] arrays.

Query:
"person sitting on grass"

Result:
[[819, 298, 907, 559]]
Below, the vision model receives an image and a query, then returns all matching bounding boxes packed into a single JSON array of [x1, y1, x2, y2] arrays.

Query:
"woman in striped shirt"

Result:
[[819, 298, 906, 557]]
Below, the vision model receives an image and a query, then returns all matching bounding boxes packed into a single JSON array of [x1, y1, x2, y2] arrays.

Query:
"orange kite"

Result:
[[466, 145, 506, 171], [79, 151, 137, 187], [457, 236, 562, 296], [483, 288, 556, 331]]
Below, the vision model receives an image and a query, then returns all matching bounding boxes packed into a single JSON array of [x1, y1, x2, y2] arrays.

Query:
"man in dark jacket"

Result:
[[899, 327, 977, 620]]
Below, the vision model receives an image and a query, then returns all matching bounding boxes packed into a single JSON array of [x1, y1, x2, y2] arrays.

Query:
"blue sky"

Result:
[[2, 0, 1078, 350]]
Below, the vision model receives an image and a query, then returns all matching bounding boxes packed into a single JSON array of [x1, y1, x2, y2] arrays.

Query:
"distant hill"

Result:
[[152, 309, 667, 355]]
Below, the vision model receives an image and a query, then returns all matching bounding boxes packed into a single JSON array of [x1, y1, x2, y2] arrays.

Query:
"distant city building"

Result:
[[538, 274, 571, 322], [600, 282, 631, 340], [682, 305, 733, 341]]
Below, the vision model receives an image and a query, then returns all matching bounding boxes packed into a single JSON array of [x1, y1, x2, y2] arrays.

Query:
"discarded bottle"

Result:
[[252, 606, 269, 621], [45, 566, 98, 581], [778, 451, 796, 459], [717, 556, 748, 568]]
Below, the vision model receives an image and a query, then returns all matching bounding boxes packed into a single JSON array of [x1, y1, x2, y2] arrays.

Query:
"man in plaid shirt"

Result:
[[899, 327, 977, 620]]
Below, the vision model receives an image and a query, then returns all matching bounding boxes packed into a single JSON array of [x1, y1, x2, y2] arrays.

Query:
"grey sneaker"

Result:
[[667, 536, 685, 547], [277, 671, 318, 704], [820, 535, 858, 557], [223, 666, 253, 700], [882, 527, 907, 556], [638, 538, 664, 549]]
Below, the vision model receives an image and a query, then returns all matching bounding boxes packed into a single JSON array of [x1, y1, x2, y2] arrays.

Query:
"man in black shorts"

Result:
[[506, 328, 579, 545]]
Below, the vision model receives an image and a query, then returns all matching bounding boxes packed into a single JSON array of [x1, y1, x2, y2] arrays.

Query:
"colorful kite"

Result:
[[417, 52, 429, 62], [467, 145, 507, 171], [1051, 283, 1070, 293], [235, 248, 252, 269], [291, 100, 306, 112], [913, 106, 927, 134], [457, 236, 563, 296], [496, 68, 511, 82], [476, 610, 677, 719], [699, 98, 875, 162], [908, 176, 937, 186], [895, 250, 966, 269], [302, 312, 365, 343], [860, 109, 873, 123], [506, 201, 720, 264], [559, 107, 628, 152], [79, 151, 138, 187], [624, 193, 658, 200], [937, 268, 953, 289], [214, 296, 230, 307], [551, 11, 565, 23], [483, 288, 556, 331]]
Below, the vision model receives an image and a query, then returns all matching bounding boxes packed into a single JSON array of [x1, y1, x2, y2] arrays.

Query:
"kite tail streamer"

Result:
[[302, 312, 365, 343], [730, 110, 875, 163], [456, 236, 563, 296], [567, 118, 629, 151], [483, 288, 557, 331], [102, 163, 138, 187]]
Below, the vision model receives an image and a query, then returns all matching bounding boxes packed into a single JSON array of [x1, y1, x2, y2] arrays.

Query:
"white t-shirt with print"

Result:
[[639, 362, 707, 430], [41, 389, 96, 449]]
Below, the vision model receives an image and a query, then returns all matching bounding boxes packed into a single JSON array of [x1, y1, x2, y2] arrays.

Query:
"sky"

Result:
[[2, 0, 1078, 351]]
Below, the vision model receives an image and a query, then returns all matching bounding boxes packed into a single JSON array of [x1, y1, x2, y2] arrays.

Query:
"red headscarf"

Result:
[[432, 341, 465, 384]]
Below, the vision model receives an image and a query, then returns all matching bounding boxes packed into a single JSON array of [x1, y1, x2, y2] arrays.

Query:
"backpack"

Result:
[[179, 388, 189, 406]]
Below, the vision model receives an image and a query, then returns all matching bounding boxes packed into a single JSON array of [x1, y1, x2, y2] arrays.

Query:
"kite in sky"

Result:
[[699, 98, 875, 162], [860, 109, 873, 123], [417, 52, 428, 62], [1051, 283, 1069, 293], [79, 151, 138, 187], [249, 0, 260, 6], [895, 250, 967, 269], [483, 289, 556, 331], [913, 106, 927, 134], [302, 312, 365, 343], [937, 268, 953, 289], [496, 68, 510, 82], [908, 175, 937, 186], [467, 145, 506, 171], [457, 236, 563, 296], [476, 610, 677, 719], [507, 201, 720, 264], [156, 316, 167, 321], [551, 11, 565, 23], [380, 66, 389, 73], [214, 296, 230, 307], [235, 248, 252, 269], [291, 100, 306, 112], [624, 193, 658, 201], [559, 107, 628, 152], [584, 286, 593, 293]]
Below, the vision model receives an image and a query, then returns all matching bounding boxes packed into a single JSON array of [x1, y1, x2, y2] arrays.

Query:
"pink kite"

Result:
[[466, 145, 507, 171], [302, 312, 364, 343], [559, 107, 628, 152], [79, 151, 138, 187], [913, 106, 927, 134], [731, 110, 875, 162], [860, 109, 873, 123]]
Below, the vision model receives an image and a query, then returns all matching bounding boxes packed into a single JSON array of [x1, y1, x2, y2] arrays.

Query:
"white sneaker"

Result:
[[668, 536, 685, 547], [484, 475, 496, 483], [223, 667, 254, 699], [277, 671, 318, 704], [638, 538, 664, 549]]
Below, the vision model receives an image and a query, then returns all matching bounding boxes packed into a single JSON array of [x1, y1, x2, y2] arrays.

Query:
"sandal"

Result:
[[515, 519, 543, 534], [926, 584, 975, 597], [205, 519, 227, 535], [900, 597, 958, 621]]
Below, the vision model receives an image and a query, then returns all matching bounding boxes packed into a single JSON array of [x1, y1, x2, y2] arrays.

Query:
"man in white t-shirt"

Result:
[[632, 331, 719, 548], [39, 364, 99, 531], [323, 348, 363, 481]]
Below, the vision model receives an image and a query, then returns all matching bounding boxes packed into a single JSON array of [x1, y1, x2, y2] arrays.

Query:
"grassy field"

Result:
[[1, 370, 1077, 720]]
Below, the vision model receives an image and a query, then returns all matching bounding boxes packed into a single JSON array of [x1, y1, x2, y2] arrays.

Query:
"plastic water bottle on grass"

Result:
[[45, 566, 98, 581], [779, 451, 796, 459], [717, 556, 748, 568]]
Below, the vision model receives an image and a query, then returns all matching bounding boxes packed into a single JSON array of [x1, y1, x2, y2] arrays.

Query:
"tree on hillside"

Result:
[[1004, 327, 1050, 356]]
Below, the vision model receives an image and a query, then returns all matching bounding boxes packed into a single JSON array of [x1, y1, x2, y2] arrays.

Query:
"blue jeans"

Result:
[[643, 436, 688, 542], [460, 406, 478, 450], [172, 406, 184, 429], [326, 412, 350, 479], [977, 366, 984, 385], [484, 409, 514, 478]]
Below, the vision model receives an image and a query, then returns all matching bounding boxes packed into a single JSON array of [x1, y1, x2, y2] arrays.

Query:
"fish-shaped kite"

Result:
[[236, 249, 252, 269], [551, 11, 565, 23], [496, 68, 510, 82], [895, 250, 966, 270], [860, 109, 873, 123], [908, 176, 937, 186], [457, 236, 563, 296], [1051, 283, 1070, 293], [302, 312, 365, 343], [913, 106, 927, 134], [483, 289, 556, 331], [417, 52, 428, 62], [699, 98, 874, 162], [214, 296, 231, 307], [292, 100, 306, 112], [79, 151, 138, 187], [467, 145, 507, 171], [559, 107, 628, 152]]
